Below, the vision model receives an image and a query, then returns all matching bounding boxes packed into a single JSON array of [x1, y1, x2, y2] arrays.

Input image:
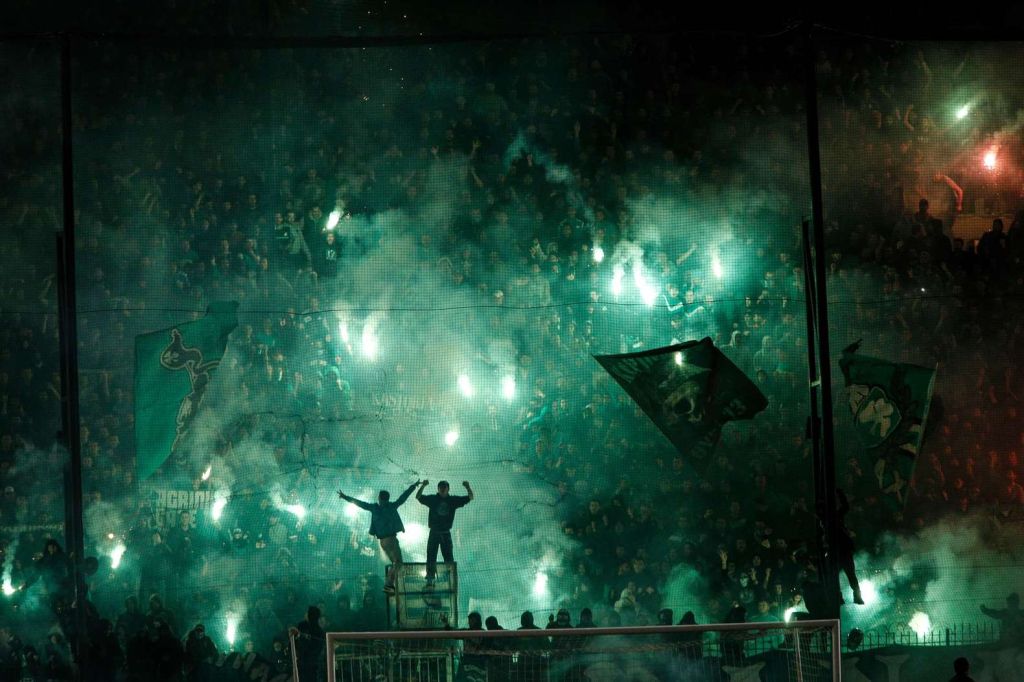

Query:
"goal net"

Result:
[[322, 619, 840, 682]]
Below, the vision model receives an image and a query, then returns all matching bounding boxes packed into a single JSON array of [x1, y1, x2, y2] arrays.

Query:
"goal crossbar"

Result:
[[324, 618, 841, 682]]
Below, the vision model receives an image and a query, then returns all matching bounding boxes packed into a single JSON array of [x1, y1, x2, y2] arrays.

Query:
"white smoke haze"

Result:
[[504, 130, 594, 223], [843, 513, 1024, 635], [106, 137, 592, 626], [84, 501, 126, 547], [662, 563, 711, 624], [6, 36, 1024, 649]]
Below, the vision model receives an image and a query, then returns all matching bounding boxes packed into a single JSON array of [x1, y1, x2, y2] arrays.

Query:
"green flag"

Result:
[[839, 341, 936, 505], [594, 338, 767, 473], [134, 302, 238, 480]]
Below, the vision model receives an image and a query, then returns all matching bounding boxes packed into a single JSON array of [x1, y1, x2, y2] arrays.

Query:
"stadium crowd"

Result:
[[1, 29, 1024, 680]]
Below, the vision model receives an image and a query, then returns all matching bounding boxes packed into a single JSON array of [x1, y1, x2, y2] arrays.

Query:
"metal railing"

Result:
[[847, 621, 1000, 651]]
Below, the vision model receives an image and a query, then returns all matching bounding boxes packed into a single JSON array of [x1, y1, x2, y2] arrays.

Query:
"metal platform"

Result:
[[386, 561, 459, 630]]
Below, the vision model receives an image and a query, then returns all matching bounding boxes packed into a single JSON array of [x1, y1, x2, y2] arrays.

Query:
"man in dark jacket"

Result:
[[416, 480, 474, 587], [291, 606, 325, 682], [116, 596, 146, 644], [514, 612, 547, 682], [183, 624, 218, 682], [338, 481, 421, 592]]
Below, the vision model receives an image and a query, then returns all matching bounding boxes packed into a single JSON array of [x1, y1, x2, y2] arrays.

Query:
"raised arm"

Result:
[[945, 176, 964, 211], [980, 604, 1003, 619], [416, 480, 430, 503], [463, 481, 474, 502], [337, 490, 372, 511], [395, 481, 421, 506], [662, 295, 685, 313]]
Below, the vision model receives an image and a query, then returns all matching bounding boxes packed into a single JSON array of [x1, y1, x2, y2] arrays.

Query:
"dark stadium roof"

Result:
[[2, 0, 1023, 41]]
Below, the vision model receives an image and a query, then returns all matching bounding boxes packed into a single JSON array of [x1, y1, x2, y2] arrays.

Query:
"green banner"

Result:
[[594, 337, 767, 473], [839, 341, 936, 506], [134, 302, 238, 480]]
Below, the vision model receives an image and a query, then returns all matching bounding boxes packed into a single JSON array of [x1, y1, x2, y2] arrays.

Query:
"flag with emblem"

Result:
[[594, 337, 767, 473], [134, 302, 239, 480], [839, 341, 936, 505]]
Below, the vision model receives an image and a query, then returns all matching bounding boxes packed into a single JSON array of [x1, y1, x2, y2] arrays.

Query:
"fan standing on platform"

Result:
[[338, 481, 422, 593], [416, 480, 474, 587]]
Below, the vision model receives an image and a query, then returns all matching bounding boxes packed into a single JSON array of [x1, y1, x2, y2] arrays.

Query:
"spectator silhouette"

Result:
[[979, 593, 1024, 644], [949, 656, 976, 682]]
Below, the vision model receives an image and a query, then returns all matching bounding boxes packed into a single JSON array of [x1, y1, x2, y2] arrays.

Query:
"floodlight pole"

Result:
[[801, 25, 842, 621], [56, 33, 87, 679]]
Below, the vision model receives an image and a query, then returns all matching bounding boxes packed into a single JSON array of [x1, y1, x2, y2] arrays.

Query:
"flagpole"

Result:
[[802, 24, 842, 620], [56, 33, 87, 675], [800, 220, 828, 601]]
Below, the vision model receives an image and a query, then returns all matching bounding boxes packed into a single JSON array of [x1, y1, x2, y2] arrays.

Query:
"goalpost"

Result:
[[322, 618, 841, 682]]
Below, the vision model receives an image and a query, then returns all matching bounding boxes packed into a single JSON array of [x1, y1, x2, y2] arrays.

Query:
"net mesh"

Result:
[[0, 37, 65, 641], [1, 19, 1024, 680], [323, 621, 840, 682], [69, 34, 815, 647]]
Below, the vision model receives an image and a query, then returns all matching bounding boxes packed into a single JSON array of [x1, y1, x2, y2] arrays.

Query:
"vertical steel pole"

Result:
[[56, 33, 86, 677], [803, 25, 842, 620]]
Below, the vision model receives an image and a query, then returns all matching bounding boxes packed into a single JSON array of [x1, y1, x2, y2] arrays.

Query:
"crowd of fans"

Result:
[[2, 28, 1024, 680]]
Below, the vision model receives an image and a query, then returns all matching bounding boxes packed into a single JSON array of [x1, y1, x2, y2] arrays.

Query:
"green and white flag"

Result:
[[839, 341, 936, 505], [595, 338, 767, 473], [134, 302, 238, 480]]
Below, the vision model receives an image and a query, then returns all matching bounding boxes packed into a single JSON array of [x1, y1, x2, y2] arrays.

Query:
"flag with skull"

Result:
[[594, 338, 767, 474], [839, 341, 936, 505]]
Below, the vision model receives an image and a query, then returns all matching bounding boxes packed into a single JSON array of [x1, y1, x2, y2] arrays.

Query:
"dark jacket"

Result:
[[344, 483, 418, 539]]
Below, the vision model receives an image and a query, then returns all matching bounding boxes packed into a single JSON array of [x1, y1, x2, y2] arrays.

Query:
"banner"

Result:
[[152, 489, 217, 528], [134, 302, 238, 480], [595, 338, 767, 472]]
